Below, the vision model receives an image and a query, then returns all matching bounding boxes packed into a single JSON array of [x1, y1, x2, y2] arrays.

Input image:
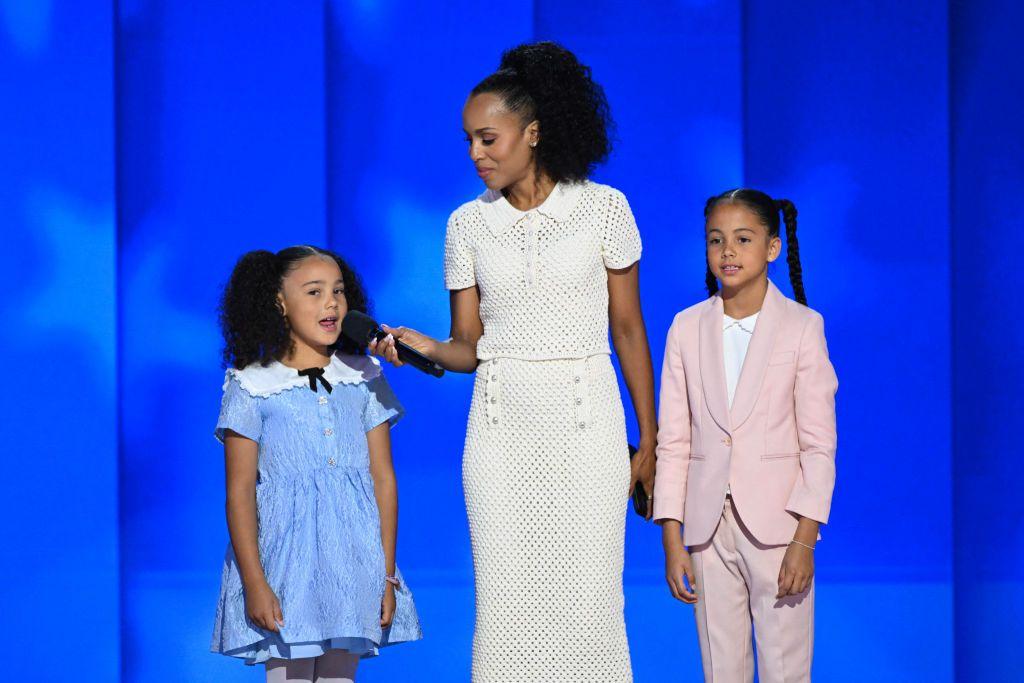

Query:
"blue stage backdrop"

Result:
[[2, 1, 1021, 681], [0, 1, 119, 679], [950, 1, 1024, 680]]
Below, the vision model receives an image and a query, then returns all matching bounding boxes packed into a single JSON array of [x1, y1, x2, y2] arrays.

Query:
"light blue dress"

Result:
[[210, 353, 421, 665]]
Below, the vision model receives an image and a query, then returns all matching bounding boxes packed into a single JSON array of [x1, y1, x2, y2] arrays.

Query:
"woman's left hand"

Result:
[[629, 441, 656, 520], [380, 583, 396, 628]]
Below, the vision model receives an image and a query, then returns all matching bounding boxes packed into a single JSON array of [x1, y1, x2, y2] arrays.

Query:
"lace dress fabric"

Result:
[[445, 181, 642, 681], [210, 355, 422, 665]]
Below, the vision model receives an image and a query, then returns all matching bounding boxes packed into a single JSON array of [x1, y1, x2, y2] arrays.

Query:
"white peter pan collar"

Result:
[[477, 180, 586, 235], [225, 353, 383, 398]]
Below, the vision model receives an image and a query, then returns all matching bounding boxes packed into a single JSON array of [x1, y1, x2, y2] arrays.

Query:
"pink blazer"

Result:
[[652, 281, 838, 547]]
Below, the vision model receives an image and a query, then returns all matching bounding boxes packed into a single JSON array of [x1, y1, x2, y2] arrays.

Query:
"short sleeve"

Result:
[[215, 375, 263, 444], [444, 214, 476, 290], [362, 374, 404, 432], [601, 189, 642, 269]]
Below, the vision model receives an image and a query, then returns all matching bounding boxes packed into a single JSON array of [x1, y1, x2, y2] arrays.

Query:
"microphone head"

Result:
[[341, 310, 381, 347]]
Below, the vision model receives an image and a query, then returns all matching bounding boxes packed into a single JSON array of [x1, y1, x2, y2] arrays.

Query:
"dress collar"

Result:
[[225, 353, 383, 398], [477, 180, 586, 235]]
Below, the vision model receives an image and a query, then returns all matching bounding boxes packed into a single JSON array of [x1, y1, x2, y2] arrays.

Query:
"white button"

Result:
[[324, 428, 334, 436], [490, 375, 497, 382], [575, 398, 582, 405], [490, 396, 497, 404], [327, 458, 336, 466], [318, 396, 328, 405], [574, 377, 581, 383], [579, 422, 586, 429], [492, 417, 499, 424]]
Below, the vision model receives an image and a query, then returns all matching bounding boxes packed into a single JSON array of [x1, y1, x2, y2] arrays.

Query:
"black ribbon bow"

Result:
[[297, 367, 333, 394]]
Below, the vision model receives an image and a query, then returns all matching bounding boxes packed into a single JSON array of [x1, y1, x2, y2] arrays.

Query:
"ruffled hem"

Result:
[[221, 635, 379, 666], [216, 624, 423, 665]]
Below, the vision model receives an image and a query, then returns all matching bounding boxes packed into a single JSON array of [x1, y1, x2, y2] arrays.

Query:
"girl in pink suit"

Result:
[[653, 189, 838, 683]]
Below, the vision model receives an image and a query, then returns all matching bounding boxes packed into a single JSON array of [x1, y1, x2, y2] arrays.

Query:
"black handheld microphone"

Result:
[[341, 310, 445, 378]]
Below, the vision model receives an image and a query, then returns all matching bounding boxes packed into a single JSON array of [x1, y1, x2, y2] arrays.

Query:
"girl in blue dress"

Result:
[[211, 245, 421, 682]]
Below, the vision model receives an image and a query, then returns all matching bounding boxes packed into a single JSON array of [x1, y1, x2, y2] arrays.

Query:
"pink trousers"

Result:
[[690, 498, 814, 683]]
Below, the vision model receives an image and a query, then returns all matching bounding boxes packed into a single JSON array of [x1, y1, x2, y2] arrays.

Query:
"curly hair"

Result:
[[703, 189, 807, 306], [471, 41, 613, 183], [219, 245, 371, 369]]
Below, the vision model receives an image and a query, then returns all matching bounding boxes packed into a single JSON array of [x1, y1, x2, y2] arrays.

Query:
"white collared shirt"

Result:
[[723, 312, 759, 408]]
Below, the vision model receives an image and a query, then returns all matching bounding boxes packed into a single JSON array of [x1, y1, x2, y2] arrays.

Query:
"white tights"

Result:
[[264, 650, 359, 683]]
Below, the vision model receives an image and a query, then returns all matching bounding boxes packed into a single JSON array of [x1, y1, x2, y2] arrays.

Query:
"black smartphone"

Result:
[[628, 444, 648, 518]]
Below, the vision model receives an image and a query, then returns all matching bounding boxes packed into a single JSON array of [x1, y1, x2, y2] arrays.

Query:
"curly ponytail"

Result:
[[219, 250, 290, 369], [471, 41, 613, 183], [703, 189, 807, 305]]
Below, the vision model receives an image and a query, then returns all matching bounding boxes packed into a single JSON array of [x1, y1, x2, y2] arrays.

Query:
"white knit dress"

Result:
[[444, 180, 642, 682]]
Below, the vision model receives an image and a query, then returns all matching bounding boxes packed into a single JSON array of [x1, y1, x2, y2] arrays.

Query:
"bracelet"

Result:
[[789, 539, 815, 551], [384, 574, 400, 587]]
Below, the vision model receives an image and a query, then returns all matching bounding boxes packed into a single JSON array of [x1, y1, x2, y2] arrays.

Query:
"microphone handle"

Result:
[[372, 329, 445, 377], [395, 340, 446, 377]]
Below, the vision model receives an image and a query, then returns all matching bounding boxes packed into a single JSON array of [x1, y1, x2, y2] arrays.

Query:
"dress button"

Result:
[[574, 376, 581, 384], [318, 396, 328, 405], [575, 398, 582, 405], [324, 428, 334, 436], [579, 422, 586, 429], [327, 457, 336, 467], [492, 417, 499, 425], [490, 396, 497, 404]]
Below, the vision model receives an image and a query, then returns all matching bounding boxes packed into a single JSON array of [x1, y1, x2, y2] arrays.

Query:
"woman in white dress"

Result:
[[372, 42, 657, 681]]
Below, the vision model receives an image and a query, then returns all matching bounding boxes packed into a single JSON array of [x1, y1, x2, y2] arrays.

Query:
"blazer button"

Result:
[[722, 437, 732, 446]]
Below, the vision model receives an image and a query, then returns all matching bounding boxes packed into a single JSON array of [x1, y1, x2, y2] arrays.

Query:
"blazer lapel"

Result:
[[699, 295, 731, 434], [730, 281, 786, 430]]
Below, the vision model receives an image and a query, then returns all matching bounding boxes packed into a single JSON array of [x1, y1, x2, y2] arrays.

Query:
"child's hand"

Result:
[[245, 580, 284, 632], [777, 543, 814, 598], [380, 583, 397, 628], [367, 325, 434, 368], [662, 523, 698, 604]]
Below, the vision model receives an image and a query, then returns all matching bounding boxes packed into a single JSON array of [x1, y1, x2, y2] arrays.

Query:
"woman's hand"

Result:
[[367, 324, 437, 368], [662, 522, 697, 604], [380, 583, 397, 628], [245, 580, 284, 632], [629, 441, 656, 520], [777, 543, 814, 598]]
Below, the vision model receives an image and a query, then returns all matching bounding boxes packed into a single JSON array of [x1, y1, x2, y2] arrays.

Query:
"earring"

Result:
[[530, 141, 537, 148]]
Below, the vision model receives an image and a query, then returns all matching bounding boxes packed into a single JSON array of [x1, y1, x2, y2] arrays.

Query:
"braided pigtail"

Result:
[[776, 199, 806, 305]]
